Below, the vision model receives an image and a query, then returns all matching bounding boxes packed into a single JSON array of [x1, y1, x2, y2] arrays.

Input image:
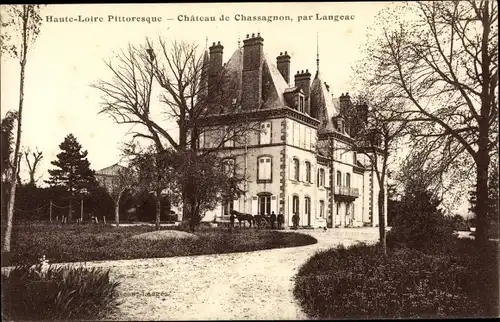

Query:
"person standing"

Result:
[[270, 211, 277, 229], [277, 212, 284, 229], [229, 212, 236, 231], [292, 212, 300, 229]]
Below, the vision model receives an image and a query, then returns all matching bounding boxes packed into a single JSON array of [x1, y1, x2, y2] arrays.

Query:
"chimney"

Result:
[[339, 92, 351, 115], [294, 69, 312, 114], [276, 51, 291, 84], [241, 33, 264, 110], [209, 41, 224, 77]]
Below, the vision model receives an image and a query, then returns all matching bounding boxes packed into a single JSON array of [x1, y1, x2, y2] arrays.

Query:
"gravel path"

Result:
[[63, 228, 380, 320]]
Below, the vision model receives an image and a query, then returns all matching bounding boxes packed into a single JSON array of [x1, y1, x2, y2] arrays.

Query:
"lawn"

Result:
[[293, 239, 499, 319], [1, 221, 317, 266]]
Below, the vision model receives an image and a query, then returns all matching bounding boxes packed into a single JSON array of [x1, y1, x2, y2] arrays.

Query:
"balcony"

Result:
[[334, 186, 359, 200]]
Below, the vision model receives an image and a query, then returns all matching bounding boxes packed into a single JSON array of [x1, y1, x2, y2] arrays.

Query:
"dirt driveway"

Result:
[[76, 228, 380, 320]]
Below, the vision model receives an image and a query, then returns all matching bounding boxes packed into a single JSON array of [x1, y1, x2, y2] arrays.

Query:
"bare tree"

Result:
[[357, 1, 498, 249], [331, 93, 408, 255], [23, 147, 43, 187], [93, 38, 259, 226], [1, 5, 43, 253]]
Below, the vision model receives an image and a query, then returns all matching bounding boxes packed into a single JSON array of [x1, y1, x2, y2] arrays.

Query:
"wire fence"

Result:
[[12, 201, 108, 224]]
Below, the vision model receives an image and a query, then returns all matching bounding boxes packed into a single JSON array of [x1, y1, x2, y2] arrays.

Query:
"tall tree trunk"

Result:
[[114, 198, 120, 228], [475, 143, 490, 250], [2, 16, 28, 252], [475, 1, 492, 251], [155, 190, 161, 230], [378, 190, 387, 256]]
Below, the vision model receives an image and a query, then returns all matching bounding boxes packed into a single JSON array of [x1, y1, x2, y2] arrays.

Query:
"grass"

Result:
[[293, 239, 499, 319], [2, 221, 317, 266], [1, 264, 120, 320]]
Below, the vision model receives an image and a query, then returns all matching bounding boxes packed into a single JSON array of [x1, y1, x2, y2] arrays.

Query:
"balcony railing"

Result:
[[334, 186, 360, 198]]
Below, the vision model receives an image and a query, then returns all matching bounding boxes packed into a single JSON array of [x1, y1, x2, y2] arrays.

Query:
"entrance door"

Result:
[[305, 197, 311, 226]]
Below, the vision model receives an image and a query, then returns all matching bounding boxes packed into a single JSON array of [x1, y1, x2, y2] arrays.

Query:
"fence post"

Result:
[[49, 201, 53, 222], [80, 199, 84, 222], [103, 216, 106, 225]]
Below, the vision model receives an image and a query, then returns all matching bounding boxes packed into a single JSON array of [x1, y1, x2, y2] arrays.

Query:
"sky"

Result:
[[1, 2, 474, 216], [1, 2, 394, 184]]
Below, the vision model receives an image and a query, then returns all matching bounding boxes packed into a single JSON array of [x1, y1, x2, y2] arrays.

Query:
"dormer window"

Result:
[[299, 94, 305, 113]]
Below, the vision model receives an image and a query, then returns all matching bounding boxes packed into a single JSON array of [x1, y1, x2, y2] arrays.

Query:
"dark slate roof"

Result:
[[310, 71, 340, 133], [221, 47, 341, 131]]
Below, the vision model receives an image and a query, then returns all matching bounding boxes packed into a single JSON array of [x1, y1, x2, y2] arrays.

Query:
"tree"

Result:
[[23, 147, 43, 187], [128, 145, 179, 230], [387, 179, 456, 254], [338, 93, 408, 255], [99, 165, 137, 227], [92, 39, 259, 226], [1, 5, 43, 253], [175, 151, 245, 231], [1, 111, 18, 183], [469, 161, 499, 222], [357, 1, 498, 249], [45, 134, 97, 222]]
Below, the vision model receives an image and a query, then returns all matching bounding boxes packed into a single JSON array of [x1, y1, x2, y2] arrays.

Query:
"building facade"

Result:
[[197, 33, 387, 229]]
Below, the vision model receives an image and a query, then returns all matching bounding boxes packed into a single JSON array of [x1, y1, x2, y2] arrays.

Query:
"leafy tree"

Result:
[[45, 134, 97, 222], [98, 165, 137, 227], [1, 5, 43, 253], [128, 145, 179, 230], [1, 111, 18, 183], [388, 179, 456, 254], [176, 151, 245, 231]]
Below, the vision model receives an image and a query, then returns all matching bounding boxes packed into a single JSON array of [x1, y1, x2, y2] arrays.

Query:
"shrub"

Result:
[[387, 187, 456, 253], [1, 263, 120, 320], [294, 242, 498, 319]]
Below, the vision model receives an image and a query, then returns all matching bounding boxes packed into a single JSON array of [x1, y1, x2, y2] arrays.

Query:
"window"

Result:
[[293, 158, 300, 181], [319, 200, 325, 218], [305, 161, 311, 183], [337, 171, 342, 186], [353, 152, 357, 164], [258, 194, 271, 216], [305, 128, 311, 150], [305, 197, 311, 218], [223, 128, 235, 147], [222, 158, 235, 177], [292, 195, 300, 215], [198, 131, 205, 149], [346, 173, 351, 188], [259, 122, 271, 145], [318, 168, 325, 187], [222, 200, 234, 217], [258, 156, 272, 181]]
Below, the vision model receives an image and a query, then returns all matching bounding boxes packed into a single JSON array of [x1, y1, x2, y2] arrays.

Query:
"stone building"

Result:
[[196, 33, 387, 229]]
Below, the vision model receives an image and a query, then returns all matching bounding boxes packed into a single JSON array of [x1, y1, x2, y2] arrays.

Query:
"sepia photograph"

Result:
[[1, 1, 498, 320]]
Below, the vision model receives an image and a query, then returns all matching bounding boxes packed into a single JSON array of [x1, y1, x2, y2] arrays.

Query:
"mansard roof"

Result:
[[223, 48, 291, 110], [220, 46, 343, 131]]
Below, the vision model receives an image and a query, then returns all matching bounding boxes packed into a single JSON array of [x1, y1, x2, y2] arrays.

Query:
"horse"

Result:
[[230, 210, 254, 228]]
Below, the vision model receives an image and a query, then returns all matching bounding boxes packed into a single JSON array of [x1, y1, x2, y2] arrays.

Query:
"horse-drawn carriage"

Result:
[[229, 210, 271, 229]]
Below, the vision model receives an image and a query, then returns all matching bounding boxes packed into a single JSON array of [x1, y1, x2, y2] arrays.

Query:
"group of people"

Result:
[[229, 211, 299, 229]]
